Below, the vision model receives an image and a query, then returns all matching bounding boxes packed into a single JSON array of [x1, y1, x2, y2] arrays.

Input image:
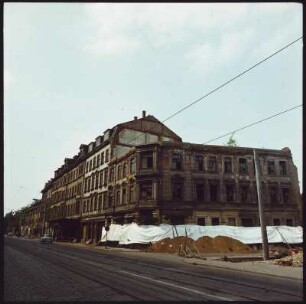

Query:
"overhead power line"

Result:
[[114, 36, 302, 153], [203, 104, 302, 144], [162, 36, 303, 124]]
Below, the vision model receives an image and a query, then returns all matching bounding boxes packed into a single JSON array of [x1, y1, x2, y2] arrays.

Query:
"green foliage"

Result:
[[226, 133, 238, 147]]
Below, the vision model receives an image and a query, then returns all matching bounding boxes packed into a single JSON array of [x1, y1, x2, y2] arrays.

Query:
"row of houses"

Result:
[[8, 111, 302, 244]]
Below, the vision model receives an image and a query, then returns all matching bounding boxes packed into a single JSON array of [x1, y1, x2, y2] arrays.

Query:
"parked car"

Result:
[[40, 234, 53, 244]]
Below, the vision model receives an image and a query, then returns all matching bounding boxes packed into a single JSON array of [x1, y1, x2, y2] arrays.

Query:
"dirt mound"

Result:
[[147, 235, 254, 254], [212, 236, 253, 253]]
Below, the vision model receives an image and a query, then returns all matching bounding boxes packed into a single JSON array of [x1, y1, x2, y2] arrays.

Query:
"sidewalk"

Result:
[[182, 256, 303, 280], [56, 241, 303, 280]]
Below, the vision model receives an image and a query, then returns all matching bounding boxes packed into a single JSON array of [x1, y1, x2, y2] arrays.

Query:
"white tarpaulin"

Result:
[[100, 223, 303, 245]]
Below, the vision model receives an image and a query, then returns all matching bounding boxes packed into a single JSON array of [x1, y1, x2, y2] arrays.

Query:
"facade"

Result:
[[105, 141, 301, 228], [9, 111, 302, 242]]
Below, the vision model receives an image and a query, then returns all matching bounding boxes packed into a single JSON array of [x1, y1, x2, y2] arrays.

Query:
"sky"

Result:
[[4, 3, 303, 215]]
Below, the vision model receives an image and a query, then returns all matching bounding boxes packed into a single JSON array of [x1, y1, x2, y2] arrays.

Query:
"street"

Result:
[[4, 237, 303, 301]]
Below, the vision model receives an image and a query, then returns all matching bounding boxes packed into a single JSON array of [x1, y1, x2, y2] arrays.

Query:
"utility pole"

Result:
[[253, 149, 269, 260]]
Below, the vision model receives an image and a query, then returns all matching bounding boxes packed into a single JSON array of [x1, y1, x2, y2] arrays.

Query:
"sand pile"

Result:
[[147, 235, 254, 254]]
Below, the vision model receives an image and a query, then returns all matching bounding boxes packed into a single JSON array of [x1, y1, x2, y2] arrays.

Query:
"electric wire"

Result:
[[203, 104, 302, 144], [115, 36, 302, 153]]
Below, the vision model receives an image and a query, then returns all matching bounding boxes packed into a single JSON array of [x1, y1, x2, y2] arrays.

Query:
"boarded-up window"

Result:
[[228, 218, 236, 226], [208, 156, 217, 172]]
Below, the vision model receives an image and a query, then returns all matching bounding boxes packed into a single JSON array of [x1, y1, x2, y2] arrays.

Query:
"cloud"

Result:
[[82, 2, 302, 70], [83, 3, 249, 55]]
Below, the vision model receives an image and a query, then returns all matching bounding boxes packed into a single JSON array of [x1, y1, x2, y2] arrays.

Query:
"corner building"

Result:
[[36, 111, 301, 243]]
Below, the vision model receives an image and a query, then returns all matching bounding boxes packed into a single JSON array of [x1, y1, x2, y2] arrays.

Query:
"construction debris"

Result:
[[266, 248, 303, 267]]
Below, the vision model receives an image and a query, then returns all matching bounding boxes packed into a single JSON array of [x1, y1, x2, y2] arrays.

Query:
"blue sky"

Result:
[[4, 3, 303, 214]]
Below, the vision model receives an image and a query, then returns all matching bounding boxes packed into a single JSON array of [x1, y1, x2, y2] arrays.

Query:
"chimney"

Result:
[[134, 116, 138, 120], [142, 110, 146, 118]]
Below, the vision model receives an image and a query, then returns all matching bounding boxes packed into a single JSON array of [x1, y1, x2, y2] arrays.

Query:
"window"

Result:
[[86, 162, 89, 173], [101, 152, 105, 165], [224, 157, 232, 174], [99, 171, 103, 188], [110, 168, 115, 182], [172, 182, 183, 200], [209, 184, 218, 202], [195, 155, 204, 171], [102, 192, 107, 209], [95, 173, 99, 189], [98, 194, 102, 210], [283, 188, 290, 203], [130, 158, 136, 174], [89, 160, 93, 171], [196, 184, 205, 201], [129, 185, 135, 203], [122, 187, 126, 205], [228, 218, 236, 226], [93, 157, 97, 168], [104, 169, 108, 185], [211, 217, 220, 225], [117, 165, 122, 179], [141, 151, 154, 169], [197, 218, 206, 226], [140, 182, 153, 200], [279, 161, 287, 175], [107, 190, 113, 208], [172, 153, 182, 170], [269, 186, 277, 204], [105, 149, 109, 162], [267, 161, 275, 175], [241, 218, 253, 227], [116, 189, 120, 206], [97, 154, 100, 166], [241, 185, 249, 203], [239, 158, 248, 174], [123, 163, 127, 177], [225, 184, 234, 202], [286, 219, 293, 226], [208, 156, 217, 172], [91, 176, 95, 191], [273, 218, 281, 226]]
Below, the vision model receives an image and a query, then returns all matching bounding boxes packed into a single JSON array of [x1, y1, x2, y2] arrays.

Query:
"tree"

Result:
[[226, 133, 238, 147]]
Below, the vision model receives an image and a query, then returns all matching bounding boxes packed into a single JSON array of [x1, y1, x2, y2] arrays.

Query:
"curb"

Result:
[[182, 258, 303, 280]]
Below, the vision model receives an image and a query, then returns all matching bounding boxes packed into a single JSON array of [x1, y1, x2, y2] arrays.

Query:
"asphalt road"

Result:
[[4, 237, 303, 301]]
